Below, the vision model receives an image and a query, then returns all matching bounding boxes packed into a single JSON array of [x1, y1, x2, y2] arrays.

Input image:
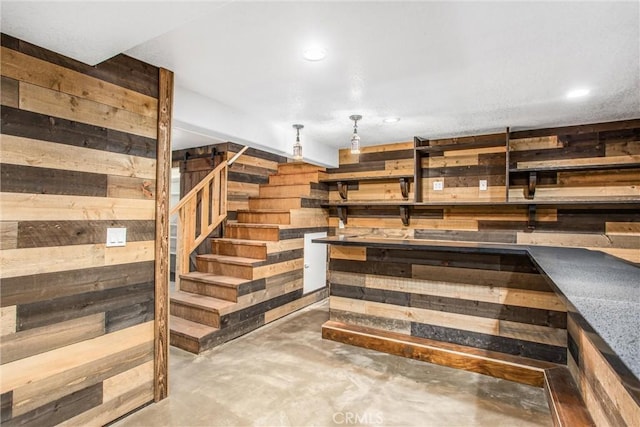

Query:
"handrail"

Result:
[[171, 161, 228, 288], [170, 145, 249, 288]]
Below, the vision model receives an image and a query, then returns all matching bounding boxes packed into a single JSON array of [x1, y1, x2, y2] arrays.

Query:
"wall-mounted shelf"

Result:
[[320, 175, 413, 200], [510, 162, 640, 199], [322, 200, 640, 229]]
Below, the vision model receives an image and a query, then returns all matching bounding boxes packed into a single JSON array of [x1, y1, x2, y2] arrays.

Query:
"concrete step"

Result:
[[225, 223, 280, 241], [196, 253, 263, 280], [212, 238, 268, 260], [179, 271, 250, 302], [277, 162, 326, 175], [268, 171, 327, 185], [170, 290, 235, 328], [236, 209, 291, 225]]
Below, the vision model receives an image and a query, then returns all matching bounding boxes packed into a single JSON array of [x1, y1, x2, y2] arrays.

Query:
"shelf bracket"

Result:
[[399, 178, 410, 199], [337, 181, 348, 200], [337, 206, 348, 225], [527, 204, 536, 231], [400, 206, 410, 226], [524, 171, 537, 200]]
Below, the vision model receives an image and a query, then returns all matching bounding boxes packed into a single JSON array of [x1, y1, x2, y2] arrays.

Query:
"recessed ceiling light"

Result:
[[303, 46, 326, 61], [383, 117, 400, 123], [566, 88, 590, 99]]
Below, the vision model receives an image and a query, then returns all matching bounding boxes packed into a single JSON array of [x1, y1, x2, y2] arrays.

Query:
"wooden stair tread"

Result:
[[170, 315, 219, 339], [196, 253, 263, 266], [211, 238, 269, 246], [171, 290, 236, 312], [544, 367, 595, 426], [226, 223, 281, 229], [180, 272, 249, 287]]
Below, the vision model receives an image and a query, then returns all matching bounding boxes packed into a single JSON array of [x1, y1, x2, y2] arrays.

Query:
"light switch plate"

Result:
[[479, 179, 488, 191], [106, 227, 127, 247], [433, 181, 444, 191]]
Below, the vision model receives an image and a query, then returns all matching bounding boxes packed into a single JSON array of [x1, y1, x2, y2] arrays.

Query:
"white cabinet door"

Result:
[[303, 232, 327, 294]]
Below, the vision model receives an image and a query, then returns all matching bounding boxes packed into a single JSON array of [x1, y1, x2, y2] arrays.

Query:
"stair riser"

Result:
[[196, 259, 254, 280], [171, 302, 220, 327], [268, 171, 327, 185], [180, 279, 238, 302], [170, 332, 200, 354], [225, 226, 280, 241], [277, 163, 325, 175], [237, 211, 290, 224], [212, 241, 267, 260], [248, 198, 302, 209], [259, 185, 312, 198]]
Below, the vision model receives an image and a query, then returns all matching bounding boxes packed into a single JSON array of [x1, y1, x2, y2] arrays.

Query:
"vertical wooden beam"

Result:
[[154, 67, 173, 402], [505, 127, 510, 201]]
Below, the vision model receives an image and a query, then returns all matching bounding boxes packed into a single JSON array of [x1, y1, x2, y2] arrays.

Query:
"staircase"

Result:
[[170, 162, 329, 354]]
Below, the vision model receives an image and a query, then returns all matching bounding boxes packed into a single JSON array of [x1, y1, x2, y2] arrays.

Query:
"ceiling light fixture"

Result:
[[566, 88, 590, 99], [292, 124, 304, 160], [349, 115, 362, 154], [383, 117, 400, 123], [303, 46, 326, 61]]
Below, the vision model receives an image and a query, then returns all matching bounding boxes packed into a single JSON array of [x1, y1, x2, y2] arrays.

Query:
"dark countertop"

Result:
[[314, 236, 640, 380]]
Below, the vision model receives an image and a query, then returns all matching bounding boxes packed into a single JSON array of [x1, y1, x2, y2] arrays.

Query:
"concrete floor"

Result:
[[115, 300, 552, 427]]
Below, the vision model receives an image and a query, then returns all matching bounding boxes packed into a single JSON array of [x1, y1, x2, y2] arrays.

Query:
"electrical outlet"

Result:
[[479, 180, 488, 191], [433, 181, 444, 191], [106, 227, 127, 247]]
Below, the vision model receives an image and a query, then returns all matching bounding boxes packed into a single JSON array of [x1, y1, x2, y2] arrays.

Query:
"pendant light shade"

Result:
[[349, 115, 362, 154], [292, 124, 304, 160]]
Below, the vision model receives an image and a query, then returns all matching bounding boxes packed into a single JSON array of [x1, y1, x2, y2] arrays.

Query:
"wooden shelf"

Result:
[[320, 175, 413, 200], [415, 139, 505, 153], [509, 162, 640, 173]]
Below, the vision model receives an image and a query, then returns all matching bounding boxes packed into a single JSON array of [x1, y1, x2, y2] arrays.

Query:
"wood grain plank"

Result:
[[19, 81, 157, 139], [606, 140, 640, 156], [516, 155, 640, 170], [544, 367, 595, 427], [330, 245, 367, 261], [0, 163, 107, 197], [0, 76, 19, 107], [7, 323, 153, 417], [0, 306, 16, 336], [0, 261, 154, 307], [509, 136, 562, 152], [58, 365, 153, 427], [0, 313, 105, 364], [0, 193, 155, 221], [107, 175, 155, 199], [0, 135, 156, 179], [4, 383, 103, 427], [264, 288, 328, 323], [0, 222, 18, 250], [322, 320, 552, 387], [1, 46, 158, 118], [1, 106, 156, 159], [154, 67, 172, 402], [0, 241, 154, 279], [16, 220, 155, 249], [508, 185, 640, 201]]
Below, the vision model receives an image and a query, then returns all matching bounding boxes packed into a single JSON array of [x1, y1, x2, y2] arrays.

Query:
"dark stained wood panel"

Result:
[[1, 106, 156, 158], [0, 261, 155, 307], [16, 220, 155, 248], [0, 163, 107, 196]]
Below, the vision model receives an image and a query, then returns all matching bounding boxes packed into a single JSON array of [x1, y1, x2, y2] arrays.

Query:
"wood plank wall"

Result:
[[328, 245, 568, 363], [172, 142, 288, 220], [328, 122, 640, 263], [0, 34, 159, 425]]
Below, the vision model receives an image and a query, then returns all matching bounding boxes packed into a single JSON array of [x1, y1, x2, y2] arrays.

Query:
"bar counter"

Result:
[[316, 236, 639, 426]]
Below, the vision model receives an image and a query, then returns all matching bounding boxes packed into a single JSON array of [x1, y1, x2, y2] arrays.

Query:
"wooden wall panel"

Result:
[[0, 34, 160, 425], [327, 246, 568, 364]]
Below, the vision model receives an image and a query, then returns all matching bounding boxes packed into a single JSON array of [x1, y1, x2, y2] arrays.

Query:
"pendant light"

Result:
[[349, 115, 362, 154], [292, 124, 304, 160]]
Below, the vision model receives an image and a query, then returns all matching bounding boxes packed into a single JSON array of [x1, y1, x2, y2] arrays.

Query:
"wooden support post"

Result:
[[399, 177, 409, 199], [337, 206, 348, 224], [400, 205, 410, 226], [154, 67, 173, 402], [337, 181, 348, 200]]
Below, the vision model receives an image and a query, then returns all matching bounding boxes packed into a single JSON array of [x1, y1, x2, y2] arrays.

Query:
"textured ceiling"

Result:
[[2, 1, 639, 165]]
